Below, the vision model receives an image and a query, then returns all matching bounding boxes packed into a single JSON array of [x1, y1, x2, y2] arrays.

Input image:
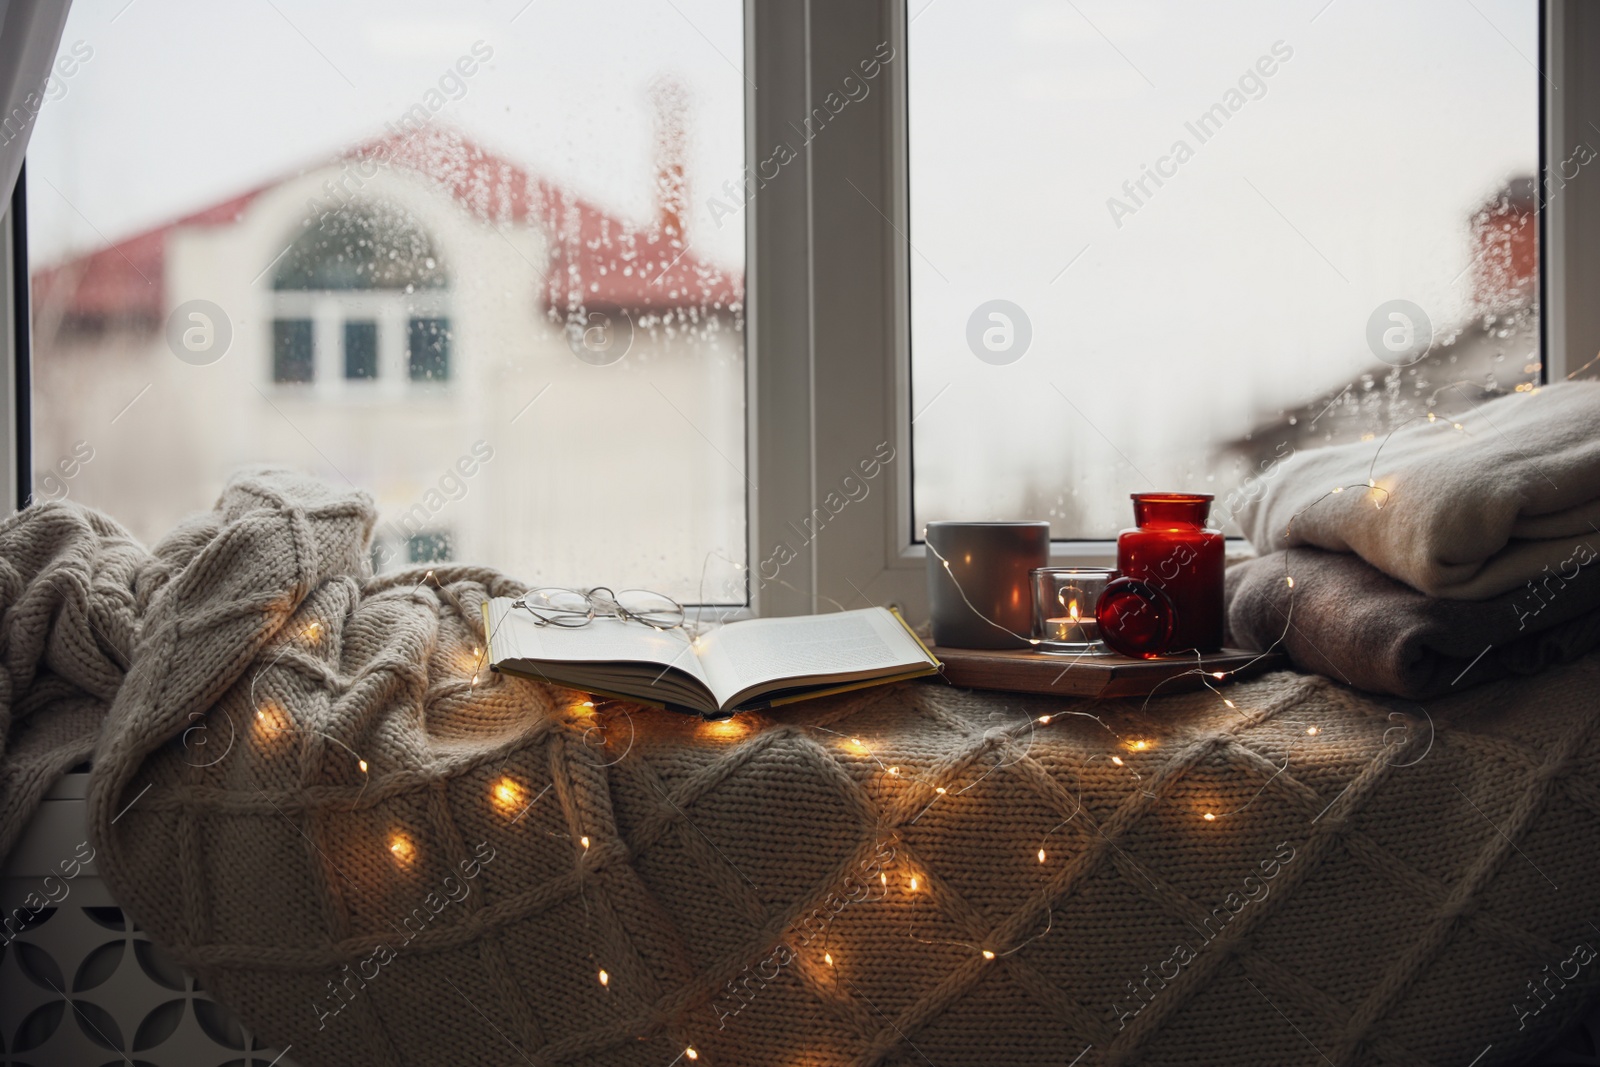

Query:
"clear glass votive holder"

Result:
[[1032, 567, 1115, 654]]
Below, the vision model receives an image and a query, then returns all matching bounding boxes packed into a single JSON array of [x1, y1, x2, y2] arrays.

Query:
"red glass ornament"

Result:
[[1095, 577, 1175, 658], [1107, 493, 1224, 655]]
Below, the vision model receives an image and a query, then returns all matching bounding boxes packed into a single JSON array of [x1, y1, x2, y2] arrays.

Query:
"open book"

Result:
[[482, 601, 941, 717]]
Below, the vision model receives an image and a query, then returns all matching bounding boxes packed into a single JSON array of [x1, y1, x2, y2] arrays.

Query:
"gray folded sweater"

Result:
[[1226, 544, 1600, 699]]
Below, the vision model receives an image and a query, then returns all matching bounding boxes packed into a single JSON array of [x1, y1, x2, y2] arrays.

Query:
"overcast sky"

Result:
[[28, 0, 747, 267], [907, 0, 1539, 532]]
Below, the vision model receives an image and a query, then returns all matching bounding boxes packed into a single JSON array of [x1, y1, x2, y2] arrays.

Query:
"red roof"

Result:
[[31, 125, 743, 325]]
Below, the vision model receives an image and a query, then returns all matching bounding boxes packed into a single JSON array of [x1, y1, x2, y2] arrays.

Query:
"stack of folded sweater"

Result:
[[1228, 381, 1600, 698]]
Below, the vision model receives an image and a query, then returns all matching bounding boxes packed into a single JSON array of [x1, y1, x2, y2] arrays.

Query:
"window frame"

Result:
[[751, 0, 1585, 625], [3, 1, 1592, 626]]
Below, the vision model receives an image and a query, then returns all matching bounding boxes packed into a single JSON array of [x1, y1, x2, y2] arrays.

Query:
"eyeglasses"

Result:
[[512, 586, 686, 631]]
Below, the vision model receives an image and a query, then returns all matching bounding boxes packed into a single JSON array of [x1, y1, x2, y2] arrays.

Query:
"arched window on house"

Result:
[[270, 201, 452, 389]]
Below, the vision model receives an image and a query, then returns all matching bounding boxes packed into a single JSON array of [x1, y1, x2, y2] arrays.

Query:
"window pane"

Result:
[[28, 0, 747, 601], [407, 316, 451, 382], [407, 530, 453, 564], [908, 0, 1540, 539], [272, 319, 314, 383], [344, 320, 379, 380]]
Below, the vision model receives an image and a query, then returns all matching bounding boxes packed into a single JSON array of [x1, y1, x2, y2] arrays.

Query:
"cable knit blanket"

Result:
[[3, 470, 1600, 1067]]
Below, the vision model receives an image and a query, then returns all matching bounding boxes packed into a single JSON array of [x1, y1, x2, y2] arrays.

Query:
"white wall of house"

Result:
[[33, 163, 746, 601]]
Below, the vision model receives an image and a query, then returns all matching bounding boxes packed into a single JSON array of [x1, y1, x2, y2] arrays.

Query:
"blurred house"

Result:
[[29, 117, 745, 589], [1214, 177, 1540, 530]]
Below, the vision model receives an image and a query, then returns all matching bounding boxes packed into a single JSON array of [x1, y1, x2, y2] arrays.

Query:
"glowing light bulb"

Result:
[[982, 949, 996, 960], [1212, 671, 1226, 680], [492, 776, 523, 813], [935, 786, 947, 795], [888, 766, 899, 776], [471, 674, 479, 687], [388, 834, 416, 866], [1038, 715, 1051, 725], [1224, 699, 1236, 709], [1428, 412, 1438, 422], [1306, 726, 1319, 736], [703, 718, 746, 740], [1111, 756, 1123, 766], [472, 646, 481, 657], [1037, 849, 1046, 863], [824, 952, 834, 966], [880, 872, 887, 886], [1286, 576, 1296, 589], [909, 876, 920, 891], [598, 969, 610, 987], [1131, 740, 1148, 751], [303, 621, 322, 642], [685, 1048, 698, 1061], [253, 703, 289, 745], [580, 835, 591, 850], [1203, 812, 1216, 822], [358, 759, 369, 773], [1331, 486, 1344, 494], [1453, 422, 1464, 430]]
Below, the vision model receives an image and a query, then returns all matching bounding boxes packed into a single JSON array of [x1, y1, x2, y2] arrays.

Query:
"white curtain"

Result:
[[0, 0, 72, 203]]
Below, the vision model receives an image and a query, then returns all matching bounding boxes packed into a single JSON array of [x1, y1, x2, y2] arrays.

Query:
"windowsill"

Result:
[[265, 382, 457, 401]]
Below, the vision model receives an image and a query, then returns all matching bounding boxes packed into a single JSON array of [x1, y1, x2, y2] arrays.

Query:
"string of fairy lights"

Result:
[[217, 397, 1478, 1061]]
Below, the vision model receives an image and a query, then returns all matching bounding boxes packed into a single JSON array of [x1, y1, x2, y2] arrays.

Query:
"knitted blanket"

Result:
[[3, 471, 1599, 1066], [1225, 546, 1600, 699]]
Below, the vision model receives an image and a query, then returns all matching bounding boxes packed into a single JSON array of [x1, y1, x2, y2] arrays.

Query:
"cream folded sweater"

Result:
[[1236, 381, 1600, 599]]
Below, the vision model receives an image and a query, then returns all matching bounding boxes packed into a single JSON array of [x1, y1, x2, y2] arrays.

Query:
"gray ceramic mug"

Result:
[[925, 521, 1051, 649]]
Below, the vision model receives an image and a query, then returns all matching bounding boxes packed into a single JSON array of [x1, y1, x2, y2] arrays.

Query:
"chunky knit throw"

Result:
[[2, 470, 1599, 1066]]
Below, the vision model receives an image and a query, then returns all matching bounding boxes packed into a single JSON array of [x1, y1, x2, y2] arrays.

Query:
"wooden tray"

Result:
[[925, 646, 1287, 699]]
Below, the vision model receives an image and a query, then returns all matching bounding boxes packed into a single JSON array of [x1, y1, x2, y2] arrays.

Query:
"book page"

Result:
[[488, 599, 712, 688], [697, 607, 931, 707]]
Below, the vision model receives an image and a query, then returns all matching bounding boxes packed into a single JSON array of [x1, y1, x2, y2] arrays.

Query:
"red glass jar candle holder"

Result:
[[1099, 493, 1224, 656]]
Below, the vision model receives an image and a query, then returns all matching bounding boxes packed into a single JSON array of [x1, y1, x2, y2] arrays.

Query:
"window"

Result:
[[407, 316, 451, 383], [269, 200, 451, 388], [272, 319, 314, 384], [907, 0, 1541, 540], [344, 321, 379, 380], [406, 530, 453, 565], [26, 0, 747, 599]]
